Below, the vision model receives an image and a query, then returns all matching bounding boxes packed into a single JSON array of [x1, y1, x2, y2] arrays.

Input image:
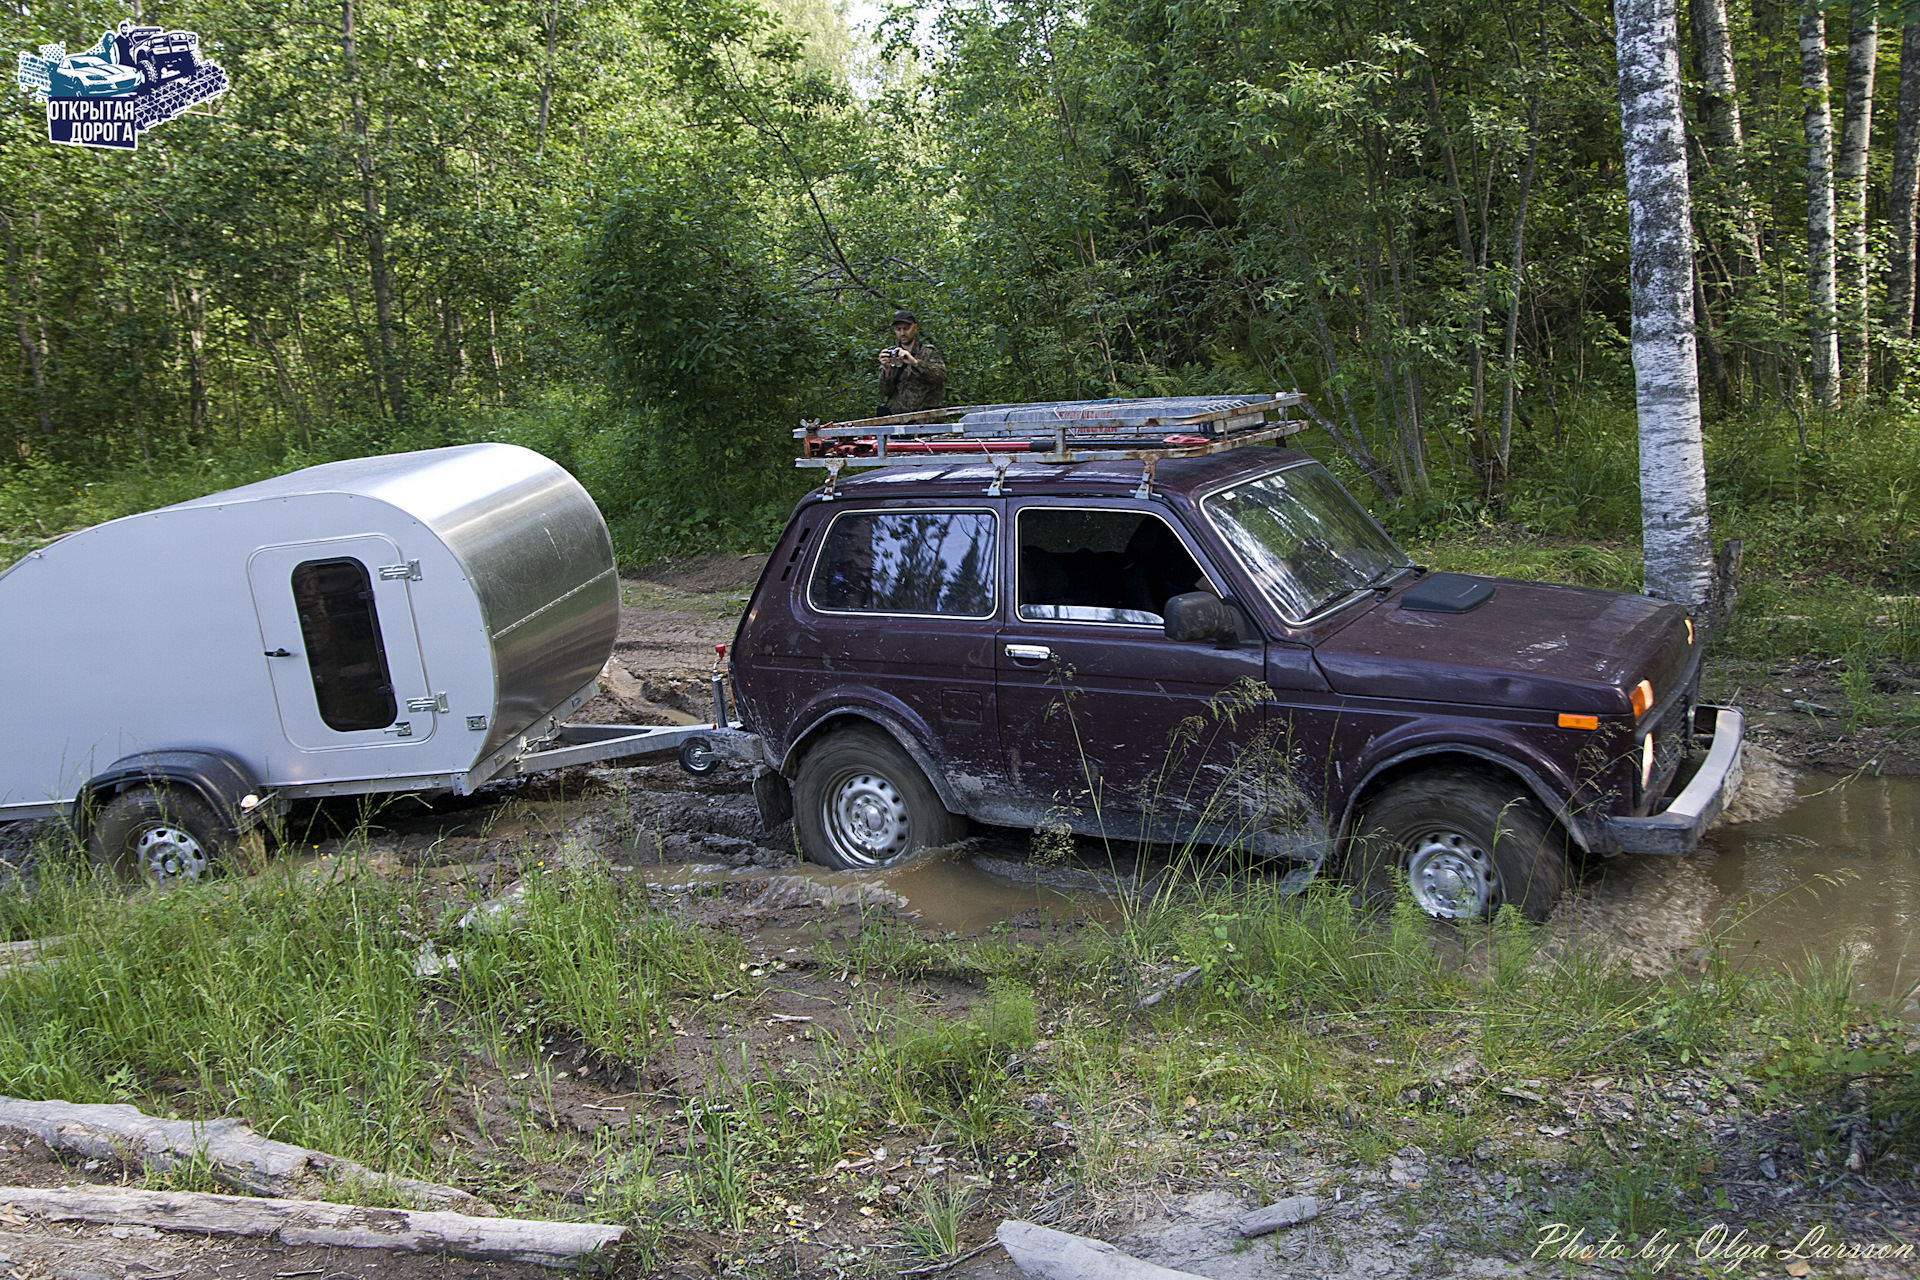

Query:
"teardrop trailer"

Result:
[[0, 443, 757, 880]]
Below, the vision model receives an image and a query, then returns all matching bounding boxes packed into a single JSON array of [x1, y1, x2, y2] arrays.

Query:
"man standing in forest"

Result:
[[877, 309, 945, 414]]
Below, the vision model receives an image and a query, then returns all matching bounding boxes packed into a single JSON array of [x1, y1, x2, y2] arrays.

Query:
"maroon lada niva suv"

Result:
[[726, 440, 1744, 920]]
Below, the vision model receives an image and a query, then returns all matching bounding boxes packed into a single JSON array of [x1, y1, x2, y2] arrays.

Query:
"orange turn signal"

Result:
[[1558, 713, 1600, 730], [1630, 680, 1654, 718]]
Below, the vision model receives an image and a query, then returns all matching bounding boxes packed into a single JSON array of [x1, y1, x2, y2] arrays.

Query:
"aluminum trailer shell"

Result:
[[0, 443, 619, 818]]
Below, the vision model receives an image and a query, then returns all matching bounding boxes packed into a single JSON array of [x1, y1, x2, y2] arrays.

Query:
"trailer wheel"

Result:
[[89, 785, 227, 885], [793, 726, 964, 870], [677, 737, 719, 776], [1345, 769, 1567, 922]]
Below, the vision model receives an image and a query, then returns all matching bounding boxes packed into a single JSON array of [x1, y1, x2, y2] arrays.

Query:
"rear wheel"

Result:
[[1345, 769, 1568, 922], [793, 726, 965, 870], [88, 785, 228, 885]]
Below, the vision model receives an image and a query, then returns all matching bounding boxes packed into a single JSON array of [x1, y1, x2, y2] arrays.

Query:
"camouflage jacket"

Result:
[[879, 337, 946, 413]]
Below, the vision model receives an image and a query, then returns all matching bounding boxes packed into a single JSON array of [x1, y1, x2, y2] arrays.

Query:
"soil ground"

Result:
[[0, 554, 1914, 1278]]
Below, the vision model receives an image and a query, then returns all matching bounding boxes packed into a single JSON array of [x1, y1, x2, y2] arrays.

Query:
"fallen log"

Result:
[[0, 1185, 624, 1269], [0, 1097, 490, 1214], [995, 1220, 1208, 1280]]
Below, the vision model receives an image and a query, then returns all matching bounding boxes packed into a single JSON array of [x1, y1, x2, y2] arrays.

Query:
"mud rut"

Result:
[[0, 553, 1911, 1278]]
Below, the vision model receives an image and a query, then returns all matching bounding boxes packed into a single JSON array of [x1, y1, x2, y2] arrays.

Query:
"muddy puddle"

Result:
[[1709, 769, 1920, 1017], [640, 837, 1124, 933]]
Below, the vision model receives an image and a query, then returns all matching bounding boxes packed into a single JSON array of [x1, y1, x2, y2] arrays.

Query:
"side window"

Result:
[[291, 558, 398, 731], [809, 511, 997, 617], [1018, 508, 1206, 625]]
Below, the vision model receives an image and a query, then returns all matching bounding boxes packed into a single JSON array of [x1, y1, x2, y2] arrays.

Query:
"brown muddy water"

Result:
[[1709, 769, 1920, 1018], [642, 759, 1920, 1017]]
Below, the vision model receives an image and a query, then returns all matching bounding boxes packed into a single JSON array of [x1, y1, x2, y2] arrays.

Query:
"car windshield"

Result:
[[1202, 462, 1410, 622]]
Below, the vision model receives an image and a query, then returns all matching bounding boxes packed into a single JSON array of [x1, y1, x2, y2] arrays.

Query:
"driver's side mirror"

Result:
[[1164, 592, 1243, 644]]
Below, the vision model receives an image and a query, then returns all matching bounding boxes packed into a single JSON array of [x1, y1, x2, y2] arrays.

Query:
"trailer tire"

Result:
[[89, 785, 227, 885], [677, 737, 719, 776], [793, 726, 964, 870], [1346, 768, 1567, 922]]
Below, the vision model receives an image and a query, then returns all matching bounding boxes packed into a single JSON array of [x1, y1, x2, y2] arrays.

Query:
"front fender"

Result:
[[1338, 724, 1591, 852]]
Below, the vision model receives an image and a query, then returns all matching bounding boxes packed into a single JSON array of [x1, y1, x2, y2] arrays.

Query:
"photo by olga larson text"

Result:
[[1534, 1222, 1916, 1268]]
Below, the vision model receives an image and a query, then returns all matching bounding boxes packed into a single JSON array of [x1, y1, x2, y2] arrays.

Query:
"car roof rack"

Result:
[[796, 393, 1312, 499]]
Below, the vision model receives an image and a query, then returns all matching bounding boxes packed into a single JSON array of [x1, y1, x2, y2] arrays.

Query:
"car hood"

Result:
[[1312, 575, 1694, 715]]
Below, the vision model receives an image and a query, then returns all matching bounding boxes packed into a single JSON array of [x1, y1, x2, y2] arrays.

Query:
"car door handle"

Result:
[[1005, 644, 1052, 661]]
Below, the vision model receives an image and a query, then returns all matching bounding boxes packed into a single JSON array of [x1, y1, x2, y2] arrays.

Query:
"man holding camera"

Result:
[[877, 309, 946, 414]]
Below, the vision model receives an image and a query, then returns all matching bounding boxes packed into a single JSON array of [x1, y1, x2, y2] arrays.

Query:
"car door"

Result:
[[248, 536, 439, 752], [788, 505, 1004, 787], [994, 501, 1267, 838]]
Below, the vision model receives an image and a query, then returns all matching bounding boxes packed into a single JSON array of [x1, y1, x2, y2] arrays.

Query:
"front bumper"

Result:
[[1607, 704, 1745, 856]]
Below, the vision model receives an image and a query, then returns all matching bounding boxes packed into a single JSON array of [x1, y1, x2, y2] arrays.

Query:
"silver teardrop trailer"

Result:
[[0, 443, 756, 880]]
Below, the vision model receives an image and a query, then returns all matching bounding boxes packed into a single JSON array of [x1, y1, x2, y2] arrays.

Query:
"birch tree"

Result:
[[1615, 0, 1714, 611], [1887, 15, 1920, 370], [1801, 6, 1841, 409], [1837, 0, 1878, 397]]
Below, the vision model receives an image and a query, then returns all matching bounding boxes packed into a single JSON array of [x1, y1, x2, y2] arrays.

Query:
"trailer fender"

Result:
[[75, 750, 273, 839]]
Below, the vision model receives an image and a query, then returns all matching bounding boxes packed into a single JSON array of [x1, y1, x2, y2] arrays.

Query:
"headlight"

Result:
[[1640, 732, 1656, 792]]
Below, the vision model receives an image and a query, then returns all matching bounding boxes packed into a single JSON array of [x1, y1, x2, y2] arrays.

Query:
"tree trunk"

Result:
[[1886, 20, 1920, 375], [535, 0, 558, 160], [1497, 101, 1541, 481], [1616, 0, 1716, 612], [1425, 70, 1489, 464], [1690, 0, 1762, 278], [1837, 0, 1878, 398], [0, 211, 53, 443], [341, 0, 405, 420], [1801, 7, 1841, 409]]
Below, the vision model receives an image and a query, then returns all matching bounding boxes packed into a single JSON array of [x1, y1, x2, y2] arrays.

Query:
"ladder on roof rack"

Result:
[[795, 393, 1312, 497]]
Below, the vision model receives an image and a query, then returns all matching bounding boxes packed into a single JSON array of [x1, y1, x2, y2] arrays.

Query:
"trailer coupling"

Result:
[[513, 722, 762, 779]]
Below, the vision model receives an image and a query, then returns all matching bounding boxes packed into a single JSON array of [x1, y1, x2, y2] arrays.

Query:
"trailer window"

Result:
[[291, 558, 397, 732]]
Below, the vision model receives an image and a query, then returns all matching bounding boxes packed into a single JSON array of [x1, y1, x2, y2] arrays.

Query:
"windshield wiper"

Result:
[[1363, 564, 1414, 593]]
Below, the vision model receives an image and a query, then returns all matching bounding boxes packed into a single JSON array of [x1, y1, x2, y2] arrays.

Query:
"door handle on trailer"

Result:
[[1004, 644, 1052, 660]]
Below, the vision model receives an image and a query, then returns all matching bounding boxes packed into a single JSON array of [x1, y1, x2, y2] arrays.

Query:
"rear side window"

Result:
[[291, 558, 397, 731], [809, 510, 996, 617]]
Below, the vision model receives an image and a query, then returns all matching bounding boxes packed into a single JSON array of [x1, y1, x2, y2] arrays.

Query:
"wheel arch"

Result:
[[779, 709, 964, 817], [74, 749, 269, 842], [1340, 746, 1589, 853]]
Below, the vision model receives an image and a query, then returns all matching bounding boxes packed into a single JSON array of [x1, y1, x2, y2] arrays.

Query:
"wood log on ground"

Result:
[[0, 1185, 624, 1269], [1236, 1195, 1319, 1236], [0, 1097, 491, 1214], [995, 1220, 1207, 1280]]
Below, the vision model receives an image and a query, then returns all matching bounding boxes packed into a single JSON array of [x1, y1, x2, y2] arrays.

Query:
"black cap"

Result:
[[892, 309, 917, 325]]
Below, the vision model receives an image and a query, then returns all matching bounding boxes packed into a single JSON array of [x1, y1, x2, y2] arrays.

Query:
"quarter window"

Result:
[[809, 511, 997, 617], [290, 558, 398, 731], [1017, 508, 1206, 625]]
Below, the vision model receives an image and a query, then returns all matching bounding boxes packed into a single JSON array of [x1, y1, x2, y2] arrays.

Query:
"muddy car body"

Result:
[[0, 444, 659, 879], [733, 410, 1744, 919]]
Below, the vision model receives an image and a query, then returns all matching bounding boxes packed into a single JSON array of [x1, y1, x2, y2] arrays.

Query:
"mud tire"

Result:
[[1346, 768, 1567, 922], [88, 785, 228, 885], [793, 726, 964, 870]]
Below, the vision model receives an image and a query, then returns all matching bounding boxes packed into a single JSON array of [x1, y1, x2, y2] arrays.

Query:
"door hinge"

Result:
[[384, 721, 413, 738], [378, 560, 422, 581], [406, 693, 449, 714]]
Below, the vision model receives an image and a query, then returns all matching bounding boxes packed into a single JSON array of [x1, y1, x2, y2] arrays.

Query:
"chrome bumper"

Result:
[[1607, 704, 1745, 856]]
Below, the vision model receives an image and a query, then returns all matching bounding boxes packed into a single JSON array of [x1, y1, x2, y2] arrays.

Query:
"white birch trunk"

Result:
[[1691, 0, 1762, 271], [1802, 8, 1841, 408], [1886, 21, 1920, 358], [1837, 0, 1878, 396], [1615, 0, 1715, 612]]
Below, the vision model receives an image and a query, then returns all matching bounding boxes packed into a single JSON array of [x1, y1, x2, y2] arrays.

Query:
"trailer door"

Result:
[[248, 537, 438, 750]]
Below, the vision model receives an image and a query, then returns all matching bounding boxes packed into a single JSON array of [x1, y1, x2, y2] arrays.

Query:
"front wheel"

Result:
[[88, 785, 228, 885], [793, 726, 965, 870], [1346, 769, 1568, 921]]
